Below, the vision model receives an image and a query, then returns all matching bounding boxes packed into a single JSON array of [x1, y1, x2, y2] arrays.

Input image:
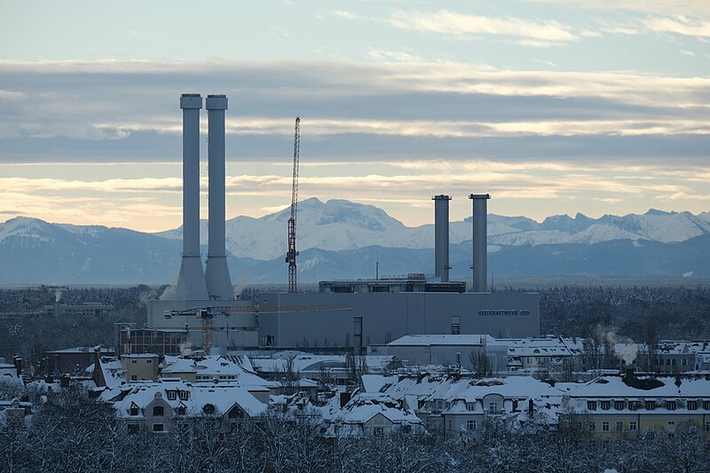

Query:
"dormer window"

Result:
[[666, 401, 676, 411], [600, 401, 610, 410], [129, 405, 139, 416], [167, 390, 177, 400], [179, 390, 189, 401], [688, 401, 698, 410]]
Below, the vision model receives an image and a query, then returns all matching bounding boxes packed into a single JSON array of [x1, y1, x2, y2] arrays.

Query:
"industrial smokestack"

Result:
[[469, 193, 490, 292], [175, 94, 209, 300], [204, 95, 233, 300], [432, 195, 451, 282]]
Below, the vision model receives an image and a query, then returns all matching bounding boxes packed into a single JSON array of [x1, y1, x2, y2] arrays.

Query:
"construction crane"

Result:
[[164, 307, 229, 354], [286, 117, 300, 293]]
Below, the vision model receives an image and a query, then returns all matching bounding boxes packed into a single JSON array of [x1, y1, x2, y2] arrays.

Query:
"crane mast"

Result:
[[286, 117, 300, 293]]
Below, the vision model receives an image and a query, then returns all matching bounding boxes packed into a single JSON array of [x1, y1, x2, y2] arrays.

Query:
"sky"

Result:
[[0, 0, 709, 232]]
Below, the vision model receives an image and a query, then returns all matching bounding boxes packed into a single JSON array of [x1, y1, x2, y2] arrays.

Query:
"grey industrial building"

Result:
[[146, 94, 540, 351]]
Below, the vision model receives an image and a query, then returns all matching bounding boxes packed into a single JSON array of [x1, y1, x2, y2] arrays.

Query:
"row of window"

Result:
[[589, 420, 638, 432], [587, 400, 710, 411], [166, 390, 189, 401], [589, 420, 710, 433]]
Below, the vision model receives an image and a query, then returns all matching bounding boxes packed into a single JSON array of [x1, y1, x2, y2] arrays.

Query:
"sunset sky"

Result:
[[1, 0, 709, 232]]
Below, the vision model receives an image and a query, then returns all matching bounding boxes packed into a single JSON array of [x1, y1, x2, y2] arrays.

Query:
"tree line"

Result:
[[1, 386, 708, 473]]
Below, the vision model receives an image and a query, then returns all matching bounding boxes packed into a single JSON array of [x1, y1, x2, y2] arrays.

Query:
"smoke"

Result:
[[179, 339, 193, 357], [159, 285, 180, 301], [600, 328, 638, 365]]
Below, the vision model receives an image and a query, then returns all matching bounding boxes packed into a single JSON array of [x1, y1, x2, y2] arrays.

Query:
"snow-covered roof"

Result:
[[565, 375, 710, 398], [113, 380, 267, 419], [361, 374, 398, 393], [500, 338, 580, 357], [387, 334, 494, 347], [162, 355, 275, 388], [321, 392, 423, 433], [383, 374, 562, 405]]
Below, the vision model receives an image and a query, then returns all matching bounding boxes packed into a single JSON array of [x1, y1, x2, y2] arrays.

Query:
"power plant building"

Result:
[[147, 94, 540, 350]]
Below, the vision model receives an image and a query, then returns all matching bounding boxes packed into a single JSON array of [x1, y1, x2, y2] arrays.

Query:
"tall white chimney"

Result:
[[432, 194, 451, 282], [469, 193, 490, 292], [204, 94, 233, 300], [175, 94, 208, 300]]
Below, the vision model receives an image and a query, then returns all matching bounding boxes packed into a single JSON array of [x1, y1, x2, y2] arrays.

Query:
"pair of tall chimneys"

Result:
[[175, 94, 232, 300], [433, 194, 490, 292]]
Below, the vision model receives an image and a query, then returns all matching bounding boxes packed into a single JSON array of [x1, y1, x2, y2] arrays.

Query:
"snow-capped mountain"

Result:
[[1, 201, 709, 284], [157, 199, 710, 259]]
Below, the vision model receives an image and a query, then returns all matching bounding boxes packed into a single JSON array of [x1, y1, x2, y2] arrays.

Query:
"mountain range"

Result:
[[1, 198, 709, 285]]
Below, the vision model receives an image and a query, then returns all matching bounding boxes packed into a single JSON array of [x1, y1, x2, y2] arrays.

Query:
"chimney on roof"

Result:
[[176, 94, 209, 300], [432, 195, 452, 282], [204, 94, 233, 300], [469, 193, 491, 292]]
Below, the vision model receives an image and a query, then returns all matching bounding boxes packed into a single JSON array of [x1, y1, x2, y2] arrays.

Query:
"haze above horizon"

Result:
[[1, 1, 708, 232]]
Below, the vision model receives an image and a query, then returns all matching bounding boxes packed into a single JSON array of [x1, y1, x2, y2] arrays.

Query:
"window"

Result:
[[131, 360, 138, 364], [179, 390, 189, 401], [587, 401, 597, 411], [152, 424, 164, 432], [466, 419, 477, 431], [615, 421, 623, 432], [129, 406, 139, 416], [153, 405, 164, 417], [629, 421, 638, 431], [666, 401, 676, 411], [451, 316, 460, 335], [614, 401, 625, 410], [703, 401, 710, 411], [682, 359, 687, 366], [667, 421, 676, 432], [588, 422, 596, 432], [602, 421, 610, 432], [601, 401, 610, 411], [466, 402, 475, 411], [146, 359, 152, 364], [489, 402, 498, 413], [374, 427, 384, 437], [131, 375, 137, 381], [167, 391, 177, 400], [645, 401, 656, 410], [688, 401, 697, 410], [629, 401, 638, 411]]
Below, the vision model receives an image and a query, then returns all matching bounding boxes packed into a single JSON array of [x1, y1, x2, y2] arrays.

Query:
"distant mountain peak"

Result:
[[645, 208, 674, 216]]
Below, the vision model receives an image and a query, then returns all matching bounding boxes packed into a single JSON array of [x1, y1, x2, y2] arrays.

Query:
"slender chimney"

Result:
[[176, 94, 209, 300], [469, 193, 490, 292], [432, 195, 451, 282], [204, 95, 233, 300]]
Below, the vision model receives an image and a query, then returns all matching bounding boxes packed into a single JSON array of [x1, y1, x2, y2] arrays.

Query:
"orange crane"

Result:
[[286, 117, 300, 293], [164, 307, 229, 354]]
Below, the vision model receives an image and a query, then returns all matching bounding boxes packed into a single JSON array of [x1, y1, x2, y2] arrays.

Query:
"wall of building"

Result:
[[258, 292, 539, 348]]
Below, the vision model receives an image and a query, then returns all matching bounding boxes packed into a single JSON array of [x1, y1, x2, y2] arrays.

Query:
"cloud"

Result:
[[386, 9, 577, 43], [643, 15, 710, 37], [522, 0, 710, 16]]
